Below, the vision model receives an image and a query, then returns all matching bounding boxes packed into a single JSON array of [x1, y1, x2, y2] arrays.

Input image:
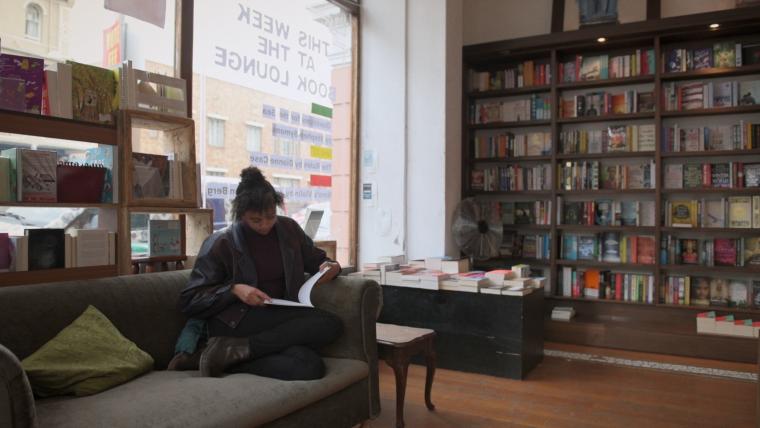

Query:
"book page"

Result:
[[266, 298, 312, 307], [265, 266, 329, 307]]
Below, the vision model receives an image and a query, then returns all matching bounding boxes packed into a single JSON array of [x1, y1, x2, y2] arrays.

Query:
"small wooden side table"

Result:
[[376, 322, 436, 428]]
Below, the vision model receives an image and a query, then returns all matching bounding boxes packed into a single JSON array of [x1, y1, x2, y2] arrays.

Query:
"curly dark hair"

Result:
[[232, 167, 284, 220]]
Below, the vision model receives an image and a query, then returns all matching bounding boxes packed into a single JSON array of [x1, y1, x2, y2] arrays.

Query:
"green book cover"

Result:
[[68, 61, 118, 124], [0, 156, 11, 202], [0, 149, 18, 201]]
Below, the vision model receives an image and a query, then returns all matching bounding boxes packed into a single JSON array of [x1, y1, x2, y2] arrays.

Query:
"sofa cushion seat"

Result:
[[34, 357, 368, 428]]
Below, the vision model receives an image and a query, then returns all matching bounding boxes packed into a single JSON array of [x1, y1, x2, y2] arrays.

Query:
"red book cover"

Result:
[[615, 273, 623, 300], [57, 163, 106, 203], [714, 238, 737, 266], [611, 94, 626, 114], [636, 236, 655, 264]]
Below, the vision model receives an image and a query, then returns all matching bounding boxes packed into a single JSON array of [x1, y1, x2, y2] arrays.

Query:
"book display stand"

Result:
[[0, 67, 211, 284]]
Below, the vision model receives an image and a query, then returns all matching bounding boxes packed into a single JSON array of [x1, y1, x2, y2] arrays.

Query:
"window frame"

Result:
[[206, 116, 226, 148], [245, 122, 263, 153], [179, 1, 360, 267], [24, 3, 42, 40]]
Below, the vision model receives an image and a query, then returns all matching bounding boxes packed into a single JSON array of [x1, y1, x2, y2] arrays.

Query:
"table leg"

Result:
[[424, 340, 436, 411], [385, 354, 410, 428]]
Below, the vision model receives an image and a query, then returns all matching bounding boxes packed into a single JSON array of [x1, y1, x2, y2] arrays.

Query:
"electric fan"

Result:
[[451, 197, 502, 260]]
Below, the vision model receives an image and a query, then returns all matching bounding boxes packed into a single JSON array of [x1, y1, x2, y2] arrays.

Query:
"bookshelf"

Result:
[[463, 9, 760, 362], [0, 107, 210, 284]]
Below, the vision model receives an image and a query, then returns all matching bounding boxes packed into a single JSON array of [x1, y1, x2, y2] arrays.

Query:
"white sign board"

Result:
[[194, 0, 335, 106]]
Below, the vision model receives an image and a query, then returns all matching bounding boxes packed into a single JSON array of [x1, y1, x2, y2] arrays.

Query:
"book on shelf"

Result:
[[559, 124, 655, 154], [558, 160, 655, 191], [473, 131, 551, 158], [68, 229, 113, 267], [0, 148, 58, 203], [663, 161, 747, 189], [68, 61, 119, 124], [148, 219, 182, 258], [551, 306, 576, 322], [469, 61, 551, 91], [663, 42, 741, 73], [559, 49, 654, 83], [85, 146, 116, 203], [729, 196, 752, 228], [559, 90, 652, 118], [660, 122, 760, 152], [662, 79, 760, 111], [560, 232, 655, 265], [9, 236, 28, 272], [0, 233, 9, 272], [470, 164, 551, 192], [500, 232, 551, 259], [664, 275, 751, 308], [132, 152, 170, 199], [560, 266, 654, 303], [0, 156, 10, 202], [0, 53, 44, 114], [25, 228, 65, 271], [664, 196, 760, 228], [43, 62, 74, 119], [557, 198, 655, 227], [56, 162, 107, 204], [470, 94, 551, 124]]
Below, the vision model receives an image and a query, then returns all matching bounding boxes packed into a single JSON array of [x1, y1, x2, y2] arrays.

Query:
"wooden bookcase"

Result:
[[0, 107, 211, 285], [462, 8, 760, 362]]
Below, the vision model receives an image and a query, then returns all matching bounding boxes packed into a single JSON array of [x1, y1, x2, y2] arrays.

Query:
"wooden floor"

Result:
[[371, 344, 757, 428]]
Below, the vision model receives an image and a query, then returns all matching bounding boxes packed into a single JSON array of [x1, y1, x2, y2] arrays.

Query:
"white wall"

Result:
[[359, 0, 463, 264], [406, 0, 447, 259], [359, 0, 407, 263], [445, 0, 464, 256]]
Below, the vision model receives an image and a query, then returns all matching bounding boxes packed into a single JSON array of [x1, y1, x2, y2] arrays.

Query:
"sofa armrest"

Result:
[[0, 344, 36, 428], [311, 276, 381, 417]]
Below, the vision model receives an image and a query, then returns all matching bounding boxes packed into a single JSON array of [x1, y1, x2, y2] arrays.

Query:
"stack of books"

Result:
[[551, 306, 576, 322]]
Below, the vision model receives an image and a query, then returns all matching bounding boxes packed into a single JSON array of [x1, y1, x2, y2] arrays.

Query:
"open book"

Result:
[[266, 267, 329, 307]]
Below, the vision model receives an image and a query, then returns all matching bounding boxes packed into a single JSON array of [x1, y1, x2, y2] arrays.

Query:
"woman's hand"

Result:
[[316, 261, 341, 285], [232, 283, 271, 306]]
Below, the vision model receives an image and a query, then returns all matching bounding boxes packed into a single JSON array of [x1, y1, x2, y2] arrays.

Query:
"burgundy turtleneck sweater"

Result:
[[243, 225, 286, 299]]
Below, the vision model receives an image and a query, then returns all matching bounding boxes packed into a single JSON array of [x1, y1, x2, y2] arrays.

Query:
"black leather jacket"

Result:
[[178, 216, 329, 329]]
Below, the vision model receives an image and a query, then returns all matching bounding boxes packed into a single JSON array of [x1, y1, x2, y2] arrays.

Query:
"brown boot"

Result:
[[167, 350, 202, 371], [199, 337, 251, 377]]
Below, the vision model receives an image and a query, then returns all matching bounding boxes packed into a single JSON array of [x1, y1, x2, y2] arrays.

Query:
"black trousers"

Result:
[[208, 306, 343, 380]]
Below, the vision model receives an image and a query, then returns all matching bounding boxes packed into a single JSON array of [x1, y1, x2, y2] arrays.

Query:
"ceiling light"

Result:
[[597, 37, 607, 43], [709, 23, 720, 29]]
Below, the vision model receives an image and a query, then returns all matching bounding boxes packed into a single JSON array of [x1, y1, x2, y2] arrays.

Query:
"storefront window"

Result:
[[194, 0, 356, 265]]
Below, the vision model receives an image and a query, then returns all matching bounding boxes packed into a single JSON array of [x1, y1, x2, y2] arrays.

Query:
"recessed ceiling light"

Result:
[[709, 23, 720, 29], [597, 37, 607, 43]]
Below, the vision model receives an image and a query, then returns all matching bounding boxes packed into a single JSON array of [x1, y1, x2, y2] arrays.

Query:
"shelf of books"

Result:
[[464, 14, 760, 361], [0, 50, 210, 285], [119, 207, 212, 275], [120, 110, 198, 208]]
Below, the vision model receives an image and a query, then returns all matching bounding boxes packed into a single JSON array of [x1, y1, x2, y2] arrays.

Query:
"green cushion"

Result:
[[21, 305, 154, 397]]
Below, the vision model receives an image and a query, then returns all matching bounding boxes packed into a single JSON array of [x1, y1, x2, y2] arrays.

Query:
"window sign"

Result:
[[194, 1, 335, 106]]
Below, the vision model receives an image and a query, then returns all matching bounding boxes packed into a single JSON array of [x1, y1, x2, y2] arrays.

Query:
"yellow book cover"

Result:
[[68, 61, 118, 124], [728, 196, 752, 228], [670, 200, 697, 227]]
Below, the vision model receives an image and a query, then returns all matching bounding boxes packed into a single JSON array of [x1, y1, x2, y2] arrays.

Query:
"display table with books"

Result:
[[377, 284, 544, 379]]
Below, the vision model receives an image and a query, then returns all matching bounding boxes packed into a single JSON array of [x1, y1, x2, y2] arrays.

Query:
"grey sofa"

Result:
[[0, 270, 381, 428]]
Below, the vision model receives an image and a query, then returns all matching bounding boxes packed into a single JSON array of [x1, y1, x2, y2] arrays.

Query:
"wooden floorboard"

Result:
[[371, 354, 757, 427], [545, 341, 757, 373]]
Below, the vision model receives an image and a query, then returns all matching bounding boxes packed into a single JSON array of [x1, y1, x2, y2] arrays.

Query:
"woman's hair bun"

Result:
[[239, 167, 266, 187]]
